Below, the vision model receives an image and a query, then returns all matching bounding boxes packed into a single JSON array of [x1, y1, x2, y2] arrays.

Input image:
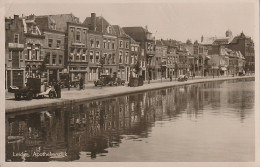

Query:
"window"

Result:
[[20, 51, 23, 59], [48, 39, 53, 47], [45, 53, 50, 64], [56, 40, 61, 49], [108, 54, 112, 64], [27, 45, 32, 60], [119, 51, 123, 64], [112, 41, 115, 49], [76, 29, 81, 41], [35, 45, 40, 60], [103, 53, 107, 64], [131, 56, 134, 64], [83, 29, 87, 34], [76, 54, 80, 60], [107, 39, 111, 49], [125, 52, 129, 64], [59, 55, 62, 64], [112, 54, 115, 64], [52, 55, 56, 64], [119, 40, 123, 48], [103, 39, 107, 49], [125, 42, 129, 49], [9, 51, 12, 60], [90, 39, 94, 48], [70, 27, 74, 32], [82, 54, 86, 61], [96, 52, 100, 63], [14, 34, 19, 43], [90, 51, 94, 63], [131, 46, 134, 51], [96, 40, 100, 48]]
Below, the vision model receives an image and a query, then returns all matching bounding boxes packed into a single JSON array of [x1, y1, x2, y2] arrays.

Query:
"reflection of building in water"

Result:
[[7, 81, 236, 161]]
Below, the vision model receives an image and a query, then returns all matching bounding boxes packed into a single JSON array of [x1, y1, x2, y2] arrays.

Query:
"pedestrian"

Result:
[[54, 81, 59, 98], [56, 81, 61, 98], [79, 77, 84, 90]]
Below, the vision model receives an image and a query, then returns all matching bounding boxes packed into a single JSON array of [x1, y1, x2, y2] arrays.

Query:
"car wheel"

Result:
[[49, 91, 55, 98], [26, 92, 33, 100], [15, 92, 21, 100]]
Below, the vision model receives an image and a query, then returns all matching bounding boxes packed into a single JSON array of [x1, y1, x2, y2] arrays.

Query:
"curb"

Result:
[[6, 76, 254, 114]]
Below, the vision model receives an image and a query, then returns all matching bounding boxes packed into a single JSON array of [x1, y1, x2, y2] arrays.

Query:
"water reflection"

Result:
[[6, 78, 254, 162]]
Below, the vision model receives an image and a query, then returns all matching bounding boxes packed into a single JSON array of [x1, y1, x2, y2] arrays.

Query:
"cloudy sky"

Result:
[[4, 0, 257, 43]]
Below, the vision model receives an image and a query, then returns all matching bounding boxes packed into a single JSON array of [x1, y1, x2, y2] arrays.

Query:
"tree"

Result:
[[38, 56, 48, 78], [134, 60, 142, 77], [186, 39, 192, 45]]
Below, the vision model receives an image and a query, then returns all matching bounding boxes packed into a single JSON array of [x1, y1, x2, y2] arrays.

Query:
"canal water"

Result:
[[6, 78, 255, 162]]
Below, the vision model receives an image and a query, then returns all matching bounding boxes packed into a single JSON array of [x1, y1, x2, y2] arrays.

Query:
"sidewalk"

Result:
[[5, 75, 254, 113]]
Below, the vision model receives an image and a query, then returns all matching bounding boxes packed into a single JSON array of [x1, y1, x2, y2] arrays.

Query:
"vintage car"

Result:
[[9, 78, 56, 100], [94, 75, 113, 86], [178, 75, 188, 81], [94, 75, 125, 87]]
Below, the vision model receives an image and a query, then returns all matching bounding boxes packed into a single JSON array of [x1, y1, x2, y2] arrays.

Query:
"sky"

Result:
[[3, 0, 257, 43]]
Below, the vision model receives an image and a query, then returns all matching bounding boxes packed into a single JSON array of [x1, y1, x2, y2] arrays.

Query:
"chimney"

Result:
[[14, 15, 19, 26], [91, 13, 96, 31], [201, 35, 204, 42]]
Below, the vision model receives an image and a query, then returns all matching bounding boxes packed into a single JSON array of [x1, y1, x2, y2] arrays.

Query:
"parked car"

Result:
[[238, 72, 245, 76], [178, 75, 188, 81], [10, 78, 56, 100], [94, 75, 113, 86]]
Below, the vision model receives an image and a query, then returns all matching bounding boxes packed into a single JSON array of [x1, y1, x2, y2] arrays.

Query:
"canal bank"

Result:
[[5, 76, 254, 113]]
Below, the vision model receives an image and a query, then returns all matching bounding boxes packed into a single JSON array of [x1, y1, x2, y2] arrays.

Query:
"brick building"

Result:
[[122, 26, 155, 81], [227, 32, 255, 73], [84, 13, 118, 80], [112, 25, 131, 82], [23, 15, 45, 82], [5, 15, 26, 88], [35, 15, 66, 82], [67, 22, 89, 84]]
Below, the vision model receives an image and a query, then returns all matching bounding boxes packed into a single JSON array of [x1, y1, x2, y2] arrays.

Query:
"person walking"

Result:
[[79, 77, 84, 90]]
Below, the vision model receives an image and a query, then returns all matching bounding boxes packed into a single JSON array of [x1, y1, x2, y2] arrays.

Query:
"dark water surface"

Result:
[[6, 78, 255, 162]]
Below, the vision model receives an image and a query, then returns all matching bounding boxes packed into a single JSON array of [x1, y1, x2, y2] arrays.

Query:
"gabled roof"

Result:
[[122, 27, 150, 42], [112, 25, 130, 38], [229, 32, 252, 44], [38, 14, 80, 32]]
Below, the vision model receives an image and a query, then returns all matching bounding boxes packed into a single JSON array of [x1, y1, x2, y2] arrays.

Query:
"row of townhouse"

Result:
[[5, 13, 154, 89], [5, 14, 255, 89]]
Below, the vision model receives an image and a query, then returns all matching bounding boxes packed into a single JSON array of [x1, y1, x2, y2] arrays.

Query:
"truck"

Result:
[[8, 78, 56, 100]]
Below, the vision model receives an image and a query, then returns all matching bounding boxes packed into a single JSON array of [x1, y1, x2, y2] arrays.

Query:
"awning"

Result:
[[221, 67, 227, 71], [205, 56, 211, 59]]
